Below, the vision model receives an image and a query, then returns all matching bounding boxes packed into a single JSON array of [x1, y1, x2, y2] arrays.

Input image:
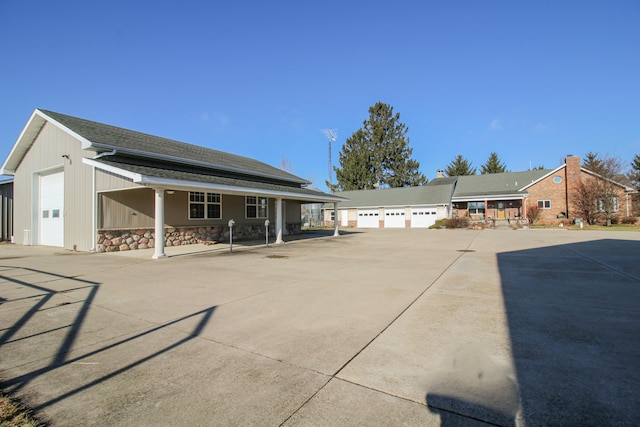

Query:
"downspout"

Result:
[[91, 165, 96, 251], [94, 149, 117, 159]]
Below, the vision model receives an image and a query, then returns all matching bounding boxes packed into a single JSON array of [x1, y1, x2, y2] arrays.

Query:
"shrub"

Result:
[[621, 216, 638, 225], [444, 217, 469, 229], [527, 206, 540, 224]]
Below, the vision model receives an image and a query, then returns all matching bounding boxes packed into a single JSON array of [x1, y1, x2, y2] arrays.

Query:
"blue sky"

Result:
[[1, 1, 639, 191]]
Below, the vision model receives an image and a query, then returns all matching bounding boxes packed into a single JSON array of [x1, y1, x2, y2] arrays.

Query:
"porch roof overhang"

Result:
[[83, 158, 347, 204], [452, 193, 527, 203]]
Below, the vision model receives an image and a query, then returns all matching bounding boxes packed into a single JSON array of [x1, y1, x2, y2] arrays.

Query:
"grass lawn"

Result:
[[0, 393, 42, 427]]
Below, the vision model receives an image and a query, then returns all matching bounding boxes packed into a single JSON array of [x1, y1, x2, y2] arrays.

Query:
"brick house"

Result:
[[523, 155, 636, 224]]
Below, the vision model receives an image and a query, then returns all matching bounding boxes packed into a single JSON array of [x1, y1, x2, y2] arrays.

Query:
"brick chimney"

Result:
[[565, 155, 581, 218]]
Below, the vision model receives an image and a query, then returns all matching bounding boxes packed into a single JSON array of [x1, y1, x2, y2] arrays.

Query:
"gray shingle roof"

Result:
[[453, 170, 551, 198], [93, 158, 344, 202], [40, 109, 307, 185], [329, 179, 455, 209]]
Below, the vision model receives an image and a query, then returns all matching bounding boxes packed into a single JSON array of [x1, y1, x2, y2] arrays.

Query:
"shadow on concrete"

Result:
[[0, 265, 215, 414], [426, 238, 640, 425]]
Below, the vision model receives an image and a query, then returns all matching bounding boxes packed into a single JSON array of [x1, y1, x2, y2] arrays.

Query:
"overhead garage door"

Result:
[[384, 208, 406, 228], [357, 209, 379, 228], [411, 207, 437, 228], [40, 172, 64, 247]]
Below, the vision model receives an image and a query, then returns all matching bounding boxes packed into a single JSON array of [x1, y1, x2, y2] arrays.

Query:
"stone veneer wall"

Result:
[[96, 223, 302, 253]]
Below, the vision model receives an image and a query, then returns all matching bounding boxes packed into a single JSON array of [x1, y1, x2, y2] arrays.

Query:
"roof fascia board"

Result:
[[580, 167, 637, 192], [138, 176, 346, 202], [89, 142, 309, 185], [1, 109, 48, 174], [519, 166, 563, 191], [86, 158, 345, 202], [36, 109, 95, 149], [82, 158, 143, 182], [453, 194, 526, 202]]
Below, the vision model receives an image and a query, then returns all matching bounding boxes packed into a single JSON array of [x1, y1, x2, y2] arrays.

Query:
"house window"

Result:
[[468, 201, 485, 215], [189, 192, 222, 219], [597, 197, 618, 212], [537, 200, 551, 209], [246, 196, 268, 219]]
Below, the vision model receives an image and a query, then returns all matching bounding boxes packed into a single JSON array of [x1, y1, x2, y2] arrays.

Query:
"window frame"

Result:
[[189, 191, 222, 220], [537, 200, 551, 209], [467, 201, 485, 215], [246, 196, 268, 219]]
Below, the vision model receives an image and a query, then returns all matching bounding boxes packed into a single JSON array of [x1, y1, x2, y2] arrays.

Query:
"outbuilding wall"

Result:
[[12, 122, 93, 250]]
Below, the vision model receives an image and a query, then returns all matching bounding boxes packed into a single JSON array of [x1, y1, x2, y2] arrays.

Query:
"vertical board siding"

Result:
[[13, 122, 93, 250]]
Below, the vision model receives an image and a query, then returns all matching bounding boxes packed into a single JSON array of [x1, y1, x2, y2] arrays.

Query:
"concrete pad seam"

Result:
[[566, 247, 640, 283], [330, 233, 482, 379]]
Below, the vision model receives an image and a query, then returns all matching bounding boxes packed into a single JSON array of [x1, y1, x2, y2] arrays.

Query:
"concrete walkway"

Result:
[[1, 228, 639, 426]]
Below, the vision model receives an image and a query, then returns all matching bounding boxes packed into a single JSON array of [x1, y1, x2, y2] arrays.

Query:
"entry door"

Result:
[[497, 201, 506, 219], [340, 210, 349, 227], [40, 172, 64, 247]]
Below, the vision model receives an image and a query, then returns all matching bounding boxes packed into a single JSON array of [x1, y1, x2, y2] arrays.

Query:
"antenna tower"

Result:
[[322, 129, 337, 189]]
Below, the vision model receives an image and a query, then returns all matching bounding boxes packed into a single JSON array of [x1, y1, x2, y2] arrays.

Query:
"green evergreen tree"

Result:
[[334, 102, 426, 190], [444, 154, 476, 176], [480, 152, 507, 174], [583, 151, 604, 174]]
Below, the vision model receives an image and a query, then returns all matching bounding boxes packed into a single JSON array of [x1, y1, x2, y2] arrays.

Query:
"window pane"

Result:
[[247, 196, 256, 205], [52, 209, 60, 218], [42, 210, 49, 218], [190, 204, 205, 219], [207, 204, 221, 219], [257, 205, 267, 218], [247, 205, 257, 218], [258, 197, 267, 206], [208, 193, 220, 203]]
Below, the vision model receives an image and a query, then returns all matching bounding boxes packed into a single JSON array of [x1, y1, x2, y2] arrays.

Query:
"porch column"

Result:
[[152, 188, 167, 259], [275, 197, 284, 244], [333, 202, 340, 236]]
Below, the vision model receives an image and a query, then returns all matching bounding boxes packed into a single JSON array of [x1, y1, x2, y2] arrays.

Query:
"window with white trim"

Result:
[[537, 200, 551, 209], [246, 196, 268, 219], [189, 192, 222, 219], [468, 201, 485, 215], [597, 196, 618, 212]]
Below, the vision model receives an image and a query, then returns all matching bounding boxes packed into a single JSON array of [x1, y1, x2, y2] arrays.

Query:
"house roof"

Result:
[[85, 157, 344, 202], [326, 178, 456, 209], [452, 170, 552, 200], [39, 109, 309, 185], [1, 109, 346, 203]]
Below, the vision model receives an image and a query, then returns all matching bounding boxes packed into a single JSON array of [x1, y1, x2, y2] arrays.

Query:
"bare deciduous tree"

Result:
[[576, 154, 625, 226]]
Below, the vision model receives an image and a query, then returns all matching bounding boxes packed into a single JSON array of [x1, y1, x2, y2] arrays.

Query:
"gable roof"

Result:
[[1, 109, 346, 203], [452, 170, 551, 200], [328, 179, 456, 209]]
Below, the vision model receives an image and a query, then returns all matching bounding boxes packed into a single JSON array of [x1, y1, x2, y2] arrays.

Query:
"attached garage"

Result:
[[357, 209, 379, 228], [384, 208, 406, 228], [39, 171, 64, 247], [411, 207, 437, 228]]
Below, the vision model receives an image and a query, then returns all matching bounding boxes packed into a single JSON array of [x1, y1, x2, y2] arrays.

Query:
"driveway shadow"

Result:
[[0, 264, 215, 415], [425, 238, 640, 425]]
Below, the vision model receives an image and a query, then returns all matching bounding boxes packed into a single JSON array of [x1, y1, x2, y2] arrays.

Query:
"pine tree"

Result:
[[334, 102, 426, 190], [444, 154, 476, 176], [480, 152, 507, 174], [583, 151, 604, 174]]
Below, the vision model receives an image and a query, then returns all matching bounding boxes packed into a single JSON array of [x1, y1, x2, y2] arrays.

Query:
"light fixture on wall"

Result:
[[166, 190, 175, 195]]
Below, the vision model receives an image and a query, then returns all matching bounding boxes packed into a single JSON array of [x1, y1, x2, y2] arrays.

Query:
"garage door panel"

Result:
[[357, 209, 379, 228], [411, 208, 437, 228], [384, 209, 406, 228]]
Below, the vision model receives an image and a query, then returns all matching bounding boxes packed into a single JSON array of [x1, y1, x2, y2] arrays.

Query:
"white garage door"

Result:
[[384, 208, 406, 228], [411, 207, 437, 228], [40, 172, 64, 247], [357, 209, 379, 228]]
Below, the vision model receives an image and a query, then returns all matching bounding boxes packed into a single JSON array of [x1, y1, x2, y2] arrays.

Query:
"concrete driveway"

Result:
[[1, 228, 639, 426]]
